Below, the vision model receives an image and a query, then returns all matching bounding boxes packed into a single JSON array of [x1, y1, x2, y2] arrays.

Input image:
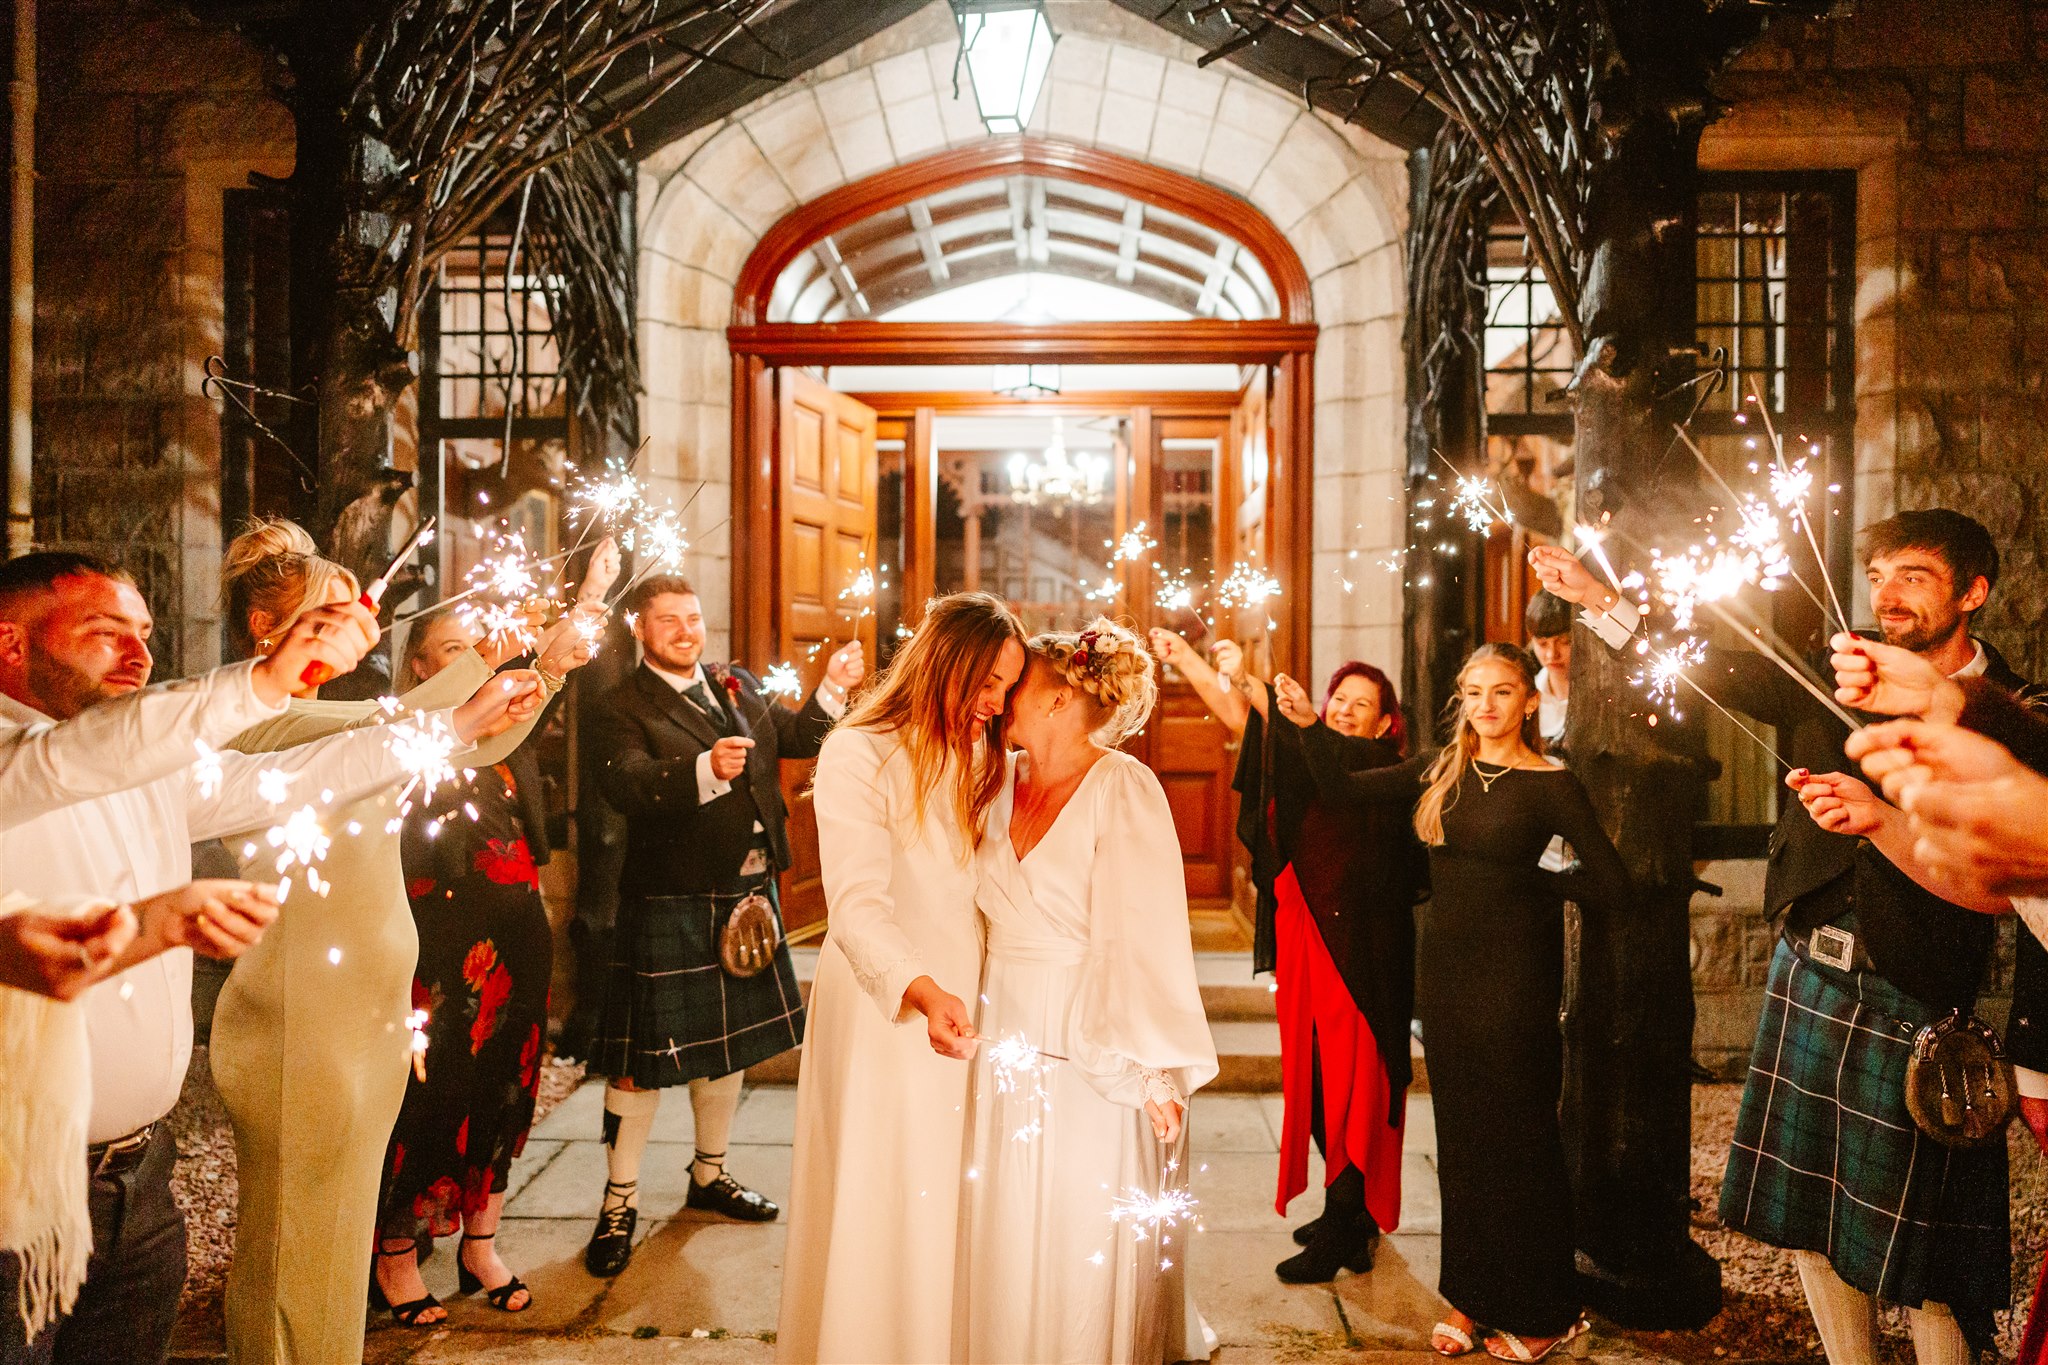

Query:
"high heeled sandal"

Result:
[[1484, 1315, 1590, 1362], [1431, 1318, 1476, 1357], [457, 1232, 532, 1312], [368, 1243, 445, 1326]]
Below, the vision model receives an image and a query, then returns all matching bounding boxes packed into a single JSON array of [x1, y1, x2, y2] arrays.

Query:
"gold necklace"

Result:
[[1470, 758, 1513, 794]]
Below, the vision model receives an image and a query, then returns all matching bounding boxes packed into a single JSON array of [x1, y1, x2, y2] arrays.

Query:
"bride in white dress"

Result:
[[777, 593, 1028, 1365], [960, 619, 1220, 1364]]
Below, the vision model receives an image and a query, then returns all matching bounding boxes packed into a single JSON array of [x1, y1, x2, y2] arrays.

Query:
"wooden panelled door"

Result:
[[775, 369, 878, 936]]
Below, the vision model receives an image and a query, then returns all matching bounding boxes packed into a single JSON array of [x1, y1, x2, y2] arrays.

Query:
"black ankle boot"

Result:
[[1290, 1215, 1323, 1247], [1275, 1214, 1377, 1283]]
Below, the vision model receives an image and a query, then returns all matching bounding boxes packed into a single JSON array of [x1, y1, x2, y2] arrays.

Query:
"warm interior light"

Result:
[[952, 0, 1057, 136], [992, 363, 1062, 398]]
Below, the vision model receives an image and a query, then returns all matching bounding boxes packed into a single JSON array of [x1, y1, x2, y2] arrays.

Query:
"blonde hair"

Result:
[[837, 592, 1026, 849], [1027, 617, 1157, 747], [398, 607, 476, 685], [220, 517, 360, 657], [1413, 643, 1543, 846]]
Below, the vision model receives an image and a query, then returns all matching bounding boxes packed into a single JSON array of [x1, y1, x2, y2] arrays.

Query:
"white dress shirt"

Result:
[[1534, 667, 1569, 746], [0, 686, 464, 1142], [643, 660, 846, 823]]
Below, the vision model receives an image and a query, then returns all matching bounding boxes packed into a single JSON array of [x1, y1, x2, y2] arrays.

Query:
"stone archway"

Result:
[[635, 5, 1409, 683]]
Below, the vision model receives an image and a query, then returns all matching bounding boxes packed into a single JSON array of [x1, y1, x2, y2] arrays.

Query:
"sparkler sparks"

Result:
[[1110, 522, 1158, 564], [1108, 1186, 1200, 1244], [386, 711, 463, 806], [1634, 637, 1707, 715], [193, 740, 224, 801], [255, 767, 295, 807], [760, 663, 803, 699], [406, 1007, 431, 1081], [1154, 571, 1195, 613], [1214, 562, 1282, 612], [266, 805, 332, 900]]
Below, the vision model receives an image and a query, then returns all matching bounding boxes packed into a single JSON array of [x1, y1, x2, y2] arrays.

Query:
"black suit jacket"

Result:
[[596, 663, 834, 897], [1696, 635, 2043, 1012]]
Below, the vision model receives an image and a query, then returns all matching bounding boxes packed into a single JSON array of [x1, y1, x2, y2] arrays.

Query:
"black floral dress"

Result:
[[377, 755, 553, 1239]]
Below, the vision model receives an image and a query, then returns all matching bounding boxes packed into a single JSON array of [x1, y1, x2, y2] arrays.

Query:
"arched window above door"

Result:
[[764, 172, 1282, 325]]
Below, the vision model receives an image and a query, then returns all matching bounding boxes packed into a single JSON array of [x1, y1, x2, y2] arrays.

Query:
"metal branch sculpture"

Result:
[[307, 0, 779, 534]]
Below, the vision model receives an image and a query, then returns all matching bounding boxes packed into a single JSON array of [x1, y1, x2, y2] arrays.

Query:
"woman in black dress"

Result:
[[371, 610, 558, 1321], [1294, 643, 1631, 1362]]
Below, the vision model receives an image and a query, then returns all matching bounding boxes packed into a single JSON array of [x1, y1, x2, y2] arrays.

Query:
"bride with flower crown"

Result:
[[957, 618, 1219, 1364]]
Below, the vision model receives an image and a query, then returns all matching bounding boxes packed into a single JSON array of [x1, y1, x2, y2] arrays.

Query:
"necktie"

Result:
[[689, 678, 732, 736]]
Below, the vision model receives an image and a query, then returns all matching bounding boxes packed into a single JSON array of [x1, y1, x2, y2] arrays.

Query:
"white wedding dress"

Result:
[[958, 750, 1220, 1364], [777, 726, 988, 1365]]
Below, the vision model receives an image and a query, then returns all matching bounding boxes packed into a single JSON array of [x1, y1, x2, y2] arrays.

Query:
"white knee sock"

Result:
[[1904, 1300, 1970, 1365], [1793, 1250, 1878, 1365], [689, 1071, 745, 1186], [602, 1085, 660, 1209]]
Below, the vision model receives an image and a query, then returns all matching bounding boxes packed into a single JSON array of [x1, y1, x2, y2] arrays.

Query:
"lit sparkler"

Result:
[[266, 804, 332, 902], [1155, 571, 1195, 613], [1110, 522, 1158, 564], [385, 710, 463, 806], [1573, 522, 1623, 593], [1214, 562, 1282, 613], [193, 740, 224, 801], [760, 663, 803, 699], [1108, 1185, 1200, 1245], [406, 1007, 431, 1082]]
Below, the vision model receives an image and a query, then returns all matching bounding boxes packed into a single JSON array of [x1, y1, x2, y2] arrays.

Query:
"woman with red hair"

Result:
[[1149, 635, 1423, 1284]]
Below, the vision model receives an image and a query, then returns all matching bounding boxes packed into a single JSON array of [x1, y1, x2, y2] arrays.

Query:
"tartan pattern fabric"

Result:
[[1720, 939, 2010, 1321], [592, 877, 805, 1089]]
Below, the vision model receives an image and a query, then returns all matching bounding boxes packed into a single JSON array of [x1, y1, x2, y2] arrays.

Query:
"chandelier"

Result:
[[992, 363, 1061, 399], [1006, 418, 1107, 508]]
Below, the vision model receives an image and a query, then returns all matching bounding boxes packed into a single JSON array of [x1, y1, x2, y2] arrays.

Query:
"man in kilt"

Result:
[[1533, 509, 2044, 1361], [584, 574, 862, 1276]]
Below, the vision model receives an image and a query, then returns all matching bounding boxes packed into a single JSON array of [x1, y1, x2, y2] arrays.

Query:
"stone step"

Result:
[[749, 949, 1425, 1094]]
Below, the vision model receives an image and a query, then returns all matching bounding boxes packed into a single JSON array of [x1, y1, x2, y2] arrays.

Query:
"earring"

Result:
[[257, 637, 274, 653]]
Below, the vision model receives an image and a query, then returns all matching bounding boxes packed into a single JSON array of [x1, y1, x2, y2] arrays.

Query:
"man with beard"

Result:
[[1531, 509, 2041, 1365], [583, 576, 863, 1276]]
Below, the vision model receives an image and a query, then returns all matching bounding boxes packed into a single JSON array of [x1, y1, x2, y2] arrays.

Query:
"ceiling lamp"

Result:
[[949, 0, 1058, 136], [992, 363, 1062, 399], [1007, 418, 1107, 509]]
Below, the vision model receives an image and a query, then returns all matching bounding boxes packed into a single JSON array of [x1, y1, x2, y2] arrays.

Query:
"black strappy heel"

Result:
[[368, 1242, 445, 1326], [458, 1232, 532, 1312]]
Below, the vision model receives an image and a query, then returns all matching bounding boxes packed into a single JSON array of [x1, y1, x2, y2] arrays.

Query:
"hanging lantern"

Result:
[[950, 0, 1058, 136]]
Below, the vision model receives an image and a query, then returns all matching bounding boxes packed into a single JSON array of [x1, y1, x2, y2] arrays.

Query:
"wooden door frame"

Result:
[[727, 139, 1318, 681]]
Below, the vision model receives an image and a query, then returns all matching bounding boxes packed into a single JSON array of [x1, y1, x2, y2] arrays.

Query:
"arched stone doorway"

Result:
[[633, 17, 1411, 685]]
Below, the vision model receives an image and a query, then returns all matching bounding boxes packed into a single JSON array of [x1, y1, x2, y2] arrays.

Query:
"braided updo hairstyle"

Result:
[[1028, 616, 1158, 747]]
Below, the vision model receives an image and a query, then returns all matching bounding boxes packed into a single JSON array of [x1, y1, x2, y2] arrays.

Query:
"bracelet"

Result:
[[535, 663, 568, 692]]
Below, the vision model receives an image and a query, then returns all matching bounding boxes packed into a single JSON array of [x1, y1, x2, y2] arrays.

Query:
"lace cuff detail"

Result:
[[840, 942, 924, 1022], [1139, 1067, 1184, 1110]]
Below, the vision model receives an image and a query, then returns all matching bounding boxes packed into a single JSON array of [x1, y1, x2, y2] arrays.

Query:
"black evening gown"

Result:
[[377, 753, 554, 1238], [1301, 734, 1633, 1338]]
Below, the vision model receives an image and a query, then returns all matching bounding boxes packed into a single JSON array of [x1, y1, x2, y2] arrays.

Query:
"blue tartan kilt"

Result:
[[592, 877, 805, 1089], [1719, 937, 2009, 1324]]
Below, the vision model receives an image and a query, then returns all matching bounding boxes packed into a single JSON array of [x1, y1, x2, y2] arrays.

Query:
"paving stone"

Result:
[[504, 1141, 566, 1203], [1192, 1095, 1281, 1154], [1186, 1228, 1347, 1347], [600, 1221, 788, 1338]]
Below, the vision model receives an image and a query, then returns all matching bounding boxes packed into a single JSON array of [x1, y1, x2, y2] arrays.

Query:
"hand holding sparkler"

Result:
[[1146, 629, 1195, 673], [131, 879, 281, 962], [1829, 633, 1964, 723], [1891, 765, 2048, 900], [824, 640, 867, 691], [531, 611, 601, 683], [1845, 718, 2024, 808], [1211, 639, 1246, 683], [1787, 769, 1892, 838], [905, 974, 978, 1059], [475, 600, 551, 669], [252, 601, 381, 704], [575, 536, 622, 609], [1145, 1096, 1184, 1145], [1272, 673, 1318, 729], [0, 899, 135, 1001], [301, 517, 436, 688], [708, 736, 756, 782], [451, 670, 545, 745], [1527, 544, 1618, 613]]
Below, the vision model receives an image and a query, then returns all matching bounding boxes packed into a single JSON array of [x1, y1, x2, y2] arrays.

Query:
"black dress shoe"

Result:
[[685, 1172, 780, 1222], [584, 1202, 638, 1277], [1275, 1215, 1376, 1283]]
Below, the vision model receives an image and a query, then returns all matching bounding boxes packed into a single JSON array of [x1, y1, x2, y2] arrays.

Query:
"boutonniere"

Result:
[[706, 663, 742, 701]]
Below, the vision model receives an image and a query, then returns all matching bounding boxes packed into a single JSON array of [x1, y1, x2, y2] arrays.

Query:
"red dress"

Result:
[[1273, 862, 1406, 1229]]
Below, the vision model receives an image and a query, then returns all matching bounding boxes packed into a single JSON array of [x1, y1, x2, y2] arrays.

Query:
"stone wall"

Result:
[[33, 1, 292, 677], [1708, 0, 2048, 677]]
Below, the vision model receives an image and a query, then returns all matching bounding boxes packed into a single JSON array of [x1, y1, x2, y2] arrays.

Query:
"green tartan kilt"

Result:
[[1719, 937, 2009, 1323], [591, 877, 805, 1089]]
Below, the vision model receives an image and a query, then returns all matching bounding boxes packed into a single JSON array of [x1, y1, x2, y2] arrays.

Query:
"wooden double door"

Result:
[[764, 370, 1276, 938]]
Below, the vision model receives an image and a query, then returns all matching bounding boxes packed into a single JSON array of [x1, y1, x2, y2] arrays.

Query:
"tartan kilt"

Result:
[[1720, 937, 2009, 1325], [591, 876, 805, 1089]]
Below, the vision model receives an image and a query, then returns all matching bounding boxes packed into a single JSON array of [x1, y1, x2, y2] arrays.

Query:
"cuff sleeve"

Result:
[[2019, 1065, 2048, 1101], [696, 748, 734, 803], [815, 680, 848, 719], [1580, 597, 1642, 650]]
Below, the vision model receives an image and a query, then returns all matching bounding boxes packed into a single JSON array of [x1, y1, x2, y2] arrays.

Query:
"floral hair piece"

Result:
[[1070, 624, 1125, 683]]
